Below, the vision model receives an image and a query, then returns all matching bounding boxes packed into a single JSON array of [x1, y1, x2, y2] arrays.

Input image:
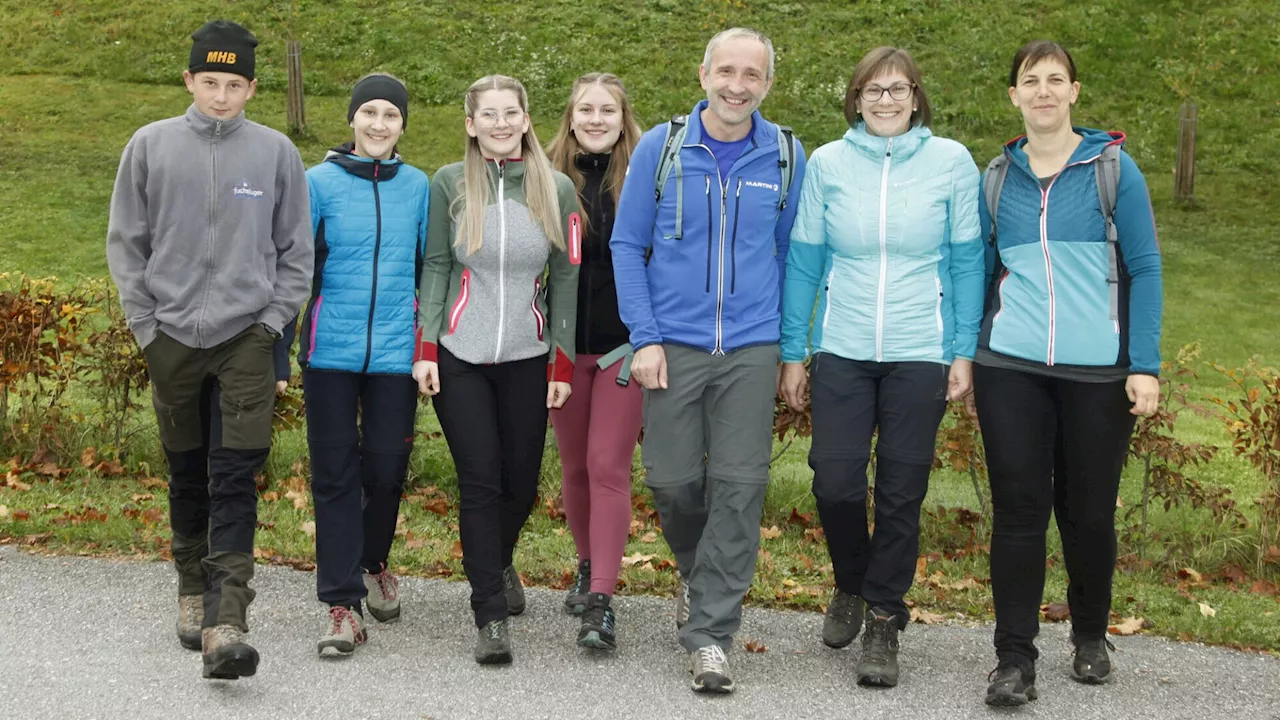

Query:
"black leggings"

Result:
[[974, 364, 1136, 664], [432, 346, 549, 627]]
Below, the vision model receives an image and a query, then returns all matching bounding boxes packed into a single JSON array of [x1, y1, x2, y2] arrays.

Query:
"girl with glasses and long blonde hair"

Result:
[[544, 73, 643, 651], [412, 74, 582, 665]]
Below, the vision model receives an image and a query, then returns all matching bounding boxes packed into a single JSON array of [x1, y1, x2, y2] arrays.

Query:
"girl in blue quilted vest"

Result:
[[298, 74, 430, 658], [975, 41, 1162, 706]]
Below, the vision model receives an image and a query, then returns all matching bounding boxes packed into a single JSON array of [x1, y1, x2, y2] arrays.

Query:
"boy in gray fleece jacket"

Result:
[[106, 19, 313, 681]]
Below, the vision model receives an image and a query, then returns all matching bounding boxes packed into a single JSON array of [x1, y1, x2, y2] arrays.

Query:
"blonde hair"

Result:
[[454, 75, 564, 256], [546, 73, 642, 227]]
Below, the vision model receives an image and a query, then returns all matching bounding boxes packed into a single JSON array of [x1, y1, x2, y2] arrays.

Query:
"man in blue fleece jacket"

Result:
[[610, 27, 805, 695]]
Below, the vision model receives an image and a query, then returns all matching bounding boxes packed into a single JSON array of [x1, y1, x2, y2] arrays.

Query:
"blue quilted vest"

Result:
[[300, 147, 429, 374]]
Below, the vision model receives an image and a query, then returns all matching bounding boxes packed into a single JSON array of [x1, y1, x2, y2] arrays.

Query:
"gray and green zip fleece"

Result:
[[106, 104, 313, 350], [415, 159, 582, 383]]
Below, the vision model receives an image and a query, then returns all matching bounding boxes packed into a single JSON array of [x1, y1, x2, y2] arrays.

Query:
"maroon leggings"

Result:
[[550, 354, 643, 595]]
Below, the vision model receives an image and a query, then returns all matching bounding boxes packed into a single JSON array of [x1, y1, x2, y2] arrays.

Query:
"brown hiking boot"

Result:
[[201, 625, 259, 680], [177, 595, 203, 650]]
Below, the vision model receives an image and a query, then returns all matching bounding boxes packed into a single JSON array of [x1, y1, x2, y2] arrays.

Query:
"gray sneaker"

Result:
[[201, 624, 259, 680], [675, 578, 691, 629], [317, 606, 367, 658], [475, 619, 513, 664], [503, 565, 526, 616], [822, 589, 865, 648], [177, 594, 203, 651], [689, 645, 734, 694], [363, 568, 401, 623]]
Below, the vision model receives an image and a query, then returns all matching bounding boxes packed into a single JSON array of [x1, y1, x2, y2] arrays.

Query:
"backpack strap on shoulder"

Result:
[[654, 115, 689, 240], [1095, 142, 1123, 327], [983, 154, 1010, 248], [776, 123, 795, 212]]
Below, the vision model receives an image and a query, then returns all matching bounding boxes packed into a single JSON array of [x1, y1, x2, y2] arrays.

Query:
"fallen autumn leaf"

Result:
[[1108, 616, 1146, 635]]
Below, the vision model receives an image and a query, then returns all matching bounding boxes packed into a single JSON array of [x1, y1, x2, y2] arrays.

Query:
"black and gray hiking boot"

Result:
[[986, 659, 1038, 706], [201, 625, 259, 680], [1071, 635, 1115, 684], [503, 565, 526, 616], [564, 559, 592, 616], [474, 619, 513, 665], [822, 589, 865, 649], [856, 607, 901, 687], [577, 592, 617, 651]]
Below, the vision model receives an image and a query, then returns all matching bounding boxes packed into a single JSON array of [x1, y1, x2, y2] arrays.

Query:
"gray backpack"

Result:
[[653, 115, 796, 240]]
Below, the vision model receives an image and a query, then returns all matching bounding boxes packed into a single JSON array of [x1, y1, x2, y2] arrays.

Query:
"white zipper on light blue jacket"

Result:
[[875, 137, 894, 362]]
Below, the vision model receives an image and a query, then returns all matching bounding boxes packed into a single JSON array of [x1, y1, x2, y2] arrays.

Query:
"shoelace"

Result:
[[1073, 637, 1117, 655], [485, 622, 505, 641], [329, 606, 356, 635], [696, 645, 728, 674], [373, 569, 398, 598], [828, 593, 859, 621], [987, 663, 1029, 683], [601, 609, 616, 634], [210, 625, 244, 647], [179, 595, 202, 623], [570, 569, 590, 596]]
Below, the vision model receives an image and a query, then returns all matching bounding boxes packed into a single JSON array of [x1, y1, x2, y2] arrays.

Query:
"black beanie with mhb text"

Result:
[[189, 20, 258, 80]]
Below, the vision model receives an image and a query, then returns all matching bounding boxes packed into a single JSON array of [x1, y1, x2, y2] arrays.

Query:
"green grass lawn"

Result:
[[2, 0, 1278, 652]]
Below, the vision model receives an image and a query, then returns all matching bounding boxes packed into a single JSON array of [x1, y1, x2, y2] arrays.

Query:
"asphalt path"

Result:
[[0, 545, 1276, 720]]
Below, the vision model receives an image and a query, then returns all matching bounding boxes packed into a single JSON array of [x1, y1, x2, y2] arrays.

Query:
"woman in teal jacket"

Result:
[[779, 47, 983, 689]]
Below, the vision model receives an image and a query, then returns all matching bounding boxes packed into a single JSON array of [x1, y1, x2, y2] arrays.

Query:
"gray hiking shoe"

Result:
[[675, 578, 691, 629], [822, 589, 864, 649], [317, 606, 367, 658], [564, 558, 591, 616], [689, 645, 734, 694], [856, 608, 901, 687], [475, 619, 513, 664], [201, 625, 259, 680], [363, 568, 401, 623], [503, 565, 526, 615], [177, 594, 203, 651]]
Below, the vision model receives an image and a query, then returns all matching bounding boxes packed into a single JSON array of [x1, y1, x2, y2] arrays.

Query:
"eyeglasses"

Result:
[[859, 83, 915, 102], [474, 108, 525, 127]]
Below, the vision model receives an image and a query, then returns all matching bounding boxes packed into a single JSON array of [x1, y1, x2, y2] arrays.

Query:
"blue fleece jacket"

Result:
[[977, 128, 1163, 374], [611, 101, 806, 354]]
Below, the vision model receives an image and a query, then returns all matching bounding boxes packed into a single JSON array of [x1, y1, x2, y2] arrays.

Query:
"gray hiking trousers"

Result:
[[641, 343, 778, 652]]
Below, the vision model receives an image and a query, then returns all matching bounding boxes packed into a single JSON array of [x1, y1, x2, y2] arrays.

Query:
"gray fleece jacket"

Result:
[[107, 104, 313, 350]]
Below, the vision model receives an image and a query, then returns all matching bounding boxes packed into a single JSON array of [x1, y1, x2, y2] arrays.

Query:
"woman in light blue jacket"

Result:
[[779, 46, 983, 689]]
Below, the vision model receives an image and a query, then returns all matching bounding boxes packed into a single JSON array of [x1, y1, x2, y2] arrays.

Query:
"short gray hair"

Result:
[[702, 27, 775, 80]]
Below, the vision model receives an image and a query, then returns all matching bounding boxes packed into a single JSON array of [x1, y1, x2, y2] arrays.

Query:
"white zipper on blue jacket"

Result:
[[694, 143, 729, 356], [875, 137, 894, 362], [493, 160, 508, 363]]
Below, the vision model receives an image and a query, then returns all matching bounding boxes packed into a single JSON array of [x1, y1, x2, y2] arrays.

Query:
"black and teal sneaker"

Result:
[[577, 592, 617, 651], [564, 559, 592, 616]]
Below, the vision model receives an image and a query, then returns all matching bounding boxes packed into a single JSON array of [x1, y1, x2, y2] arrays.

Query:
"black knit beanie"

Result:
[[348, 75, 410, 129], [188, 20, 258, 80]]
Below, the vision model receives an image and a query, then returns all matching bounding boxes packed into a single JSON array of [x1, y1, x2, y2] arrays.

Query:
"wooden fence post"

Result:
[[1174, 102, 1197, 202], [286, 40, 306, 135]]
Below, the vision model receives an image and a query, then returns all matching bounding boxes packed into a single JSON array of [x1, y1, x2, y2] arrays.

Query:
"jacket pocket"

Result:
[[934, 273, 944, 334], [307, 295, 323, 362], [447, 269, 471, 335], [531, 276, 546, 342]]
